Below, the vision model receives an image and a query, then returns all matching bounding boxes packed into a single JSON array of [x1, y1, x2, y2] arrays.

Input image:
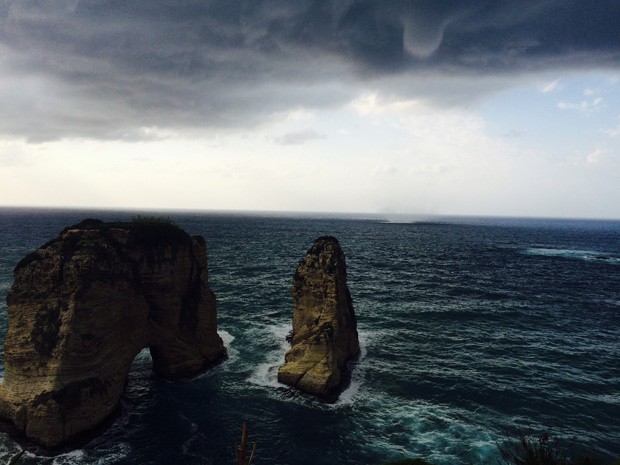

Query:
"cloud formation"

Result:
[[275, 129, 326, 145], [1, 0, 619, 141]]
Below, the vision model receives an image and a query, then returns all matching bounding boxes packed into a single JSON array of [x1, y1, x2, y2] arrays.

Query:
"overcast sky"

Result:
[[1, 1, 619, 218]]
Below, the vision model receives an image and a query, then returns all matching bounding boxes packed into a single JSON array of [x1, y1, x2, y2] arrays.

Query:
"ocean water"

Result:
[[0, 208, 618, 465]]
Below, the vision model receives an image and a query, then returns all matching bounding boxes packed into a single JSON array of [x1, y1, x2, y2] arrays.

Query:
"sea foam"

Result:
[[247, 323, 290, 389], [247, 323, 370, 405], [522, 247, 620, 264]]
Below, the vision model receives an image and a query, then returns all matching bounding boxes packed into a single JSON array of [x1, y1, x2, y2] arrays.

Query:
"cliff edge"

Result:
[[278, 236, 360, 400], [0, 219, 225, 447]]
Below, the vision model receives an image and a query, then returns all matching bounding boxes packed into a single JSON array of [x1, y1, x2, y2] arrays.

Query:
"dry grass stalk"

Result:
[[235, 422, 256, 465]]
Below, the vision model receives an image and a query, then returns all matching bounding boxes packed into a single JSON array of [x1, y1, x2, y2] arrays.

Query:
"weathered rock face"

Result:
[[0, 219, 225, 447], [278, 236, 360, 399]]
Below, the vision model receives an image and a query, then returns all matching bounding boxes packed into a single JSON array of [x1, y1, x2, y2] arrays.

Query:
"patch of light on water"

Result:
[[132, 348, 152, 365], [522, 247, 620, 264]]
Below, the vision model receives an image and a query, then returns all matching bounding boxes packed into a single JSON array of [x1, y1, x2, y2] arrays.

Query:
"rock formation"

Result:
[[0, 219, 225, 447], [278, 236, 360, 400]]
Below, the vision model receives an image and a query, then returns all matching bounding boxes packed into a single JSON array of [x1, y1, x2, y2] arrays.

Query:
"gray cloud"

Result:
[[1, 0, 618, 141], [275, 128, 326, 145]]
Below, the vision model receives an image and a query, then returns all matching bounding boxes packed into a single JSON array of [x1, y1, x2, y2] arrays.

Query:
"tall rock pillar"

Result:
[[278, 236, 360, 400]]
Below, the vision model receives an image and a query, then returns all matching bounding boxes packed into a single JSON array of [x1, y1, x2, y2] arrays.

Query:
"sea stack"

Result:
[[0, 219, 225, 448], [278, 236, 360, 400]]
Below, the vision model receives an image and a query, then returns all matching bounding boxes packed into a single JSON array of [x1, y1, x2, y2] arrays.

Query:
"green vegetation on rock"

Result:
[[69, 216, 189, 246]]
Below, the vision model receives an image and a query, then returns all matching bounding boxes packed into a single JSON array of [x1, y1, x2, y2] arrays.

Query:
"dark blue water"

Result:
[[0, 208, 618, 465]]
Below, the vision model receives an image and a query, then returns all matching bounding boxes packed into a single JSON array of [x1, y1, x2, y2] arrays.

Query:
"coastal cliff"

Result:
[[0, 219, 225, 447], [278, 236, 360, 399]]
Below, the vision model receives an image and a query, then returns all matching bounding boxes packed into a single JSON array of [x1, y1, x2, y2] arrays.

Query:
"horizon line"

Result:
[[0, 204, 619, 223]]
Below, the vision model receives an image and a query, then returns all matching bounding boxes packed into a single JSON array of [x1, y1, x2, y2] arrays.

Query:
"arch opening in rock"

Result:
[[0, 219, 226, 448]]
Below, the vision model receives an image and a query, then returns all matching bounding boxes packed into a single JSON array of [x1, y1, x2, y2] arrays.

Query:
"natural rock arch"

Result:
[[0, 219, 226, 447]]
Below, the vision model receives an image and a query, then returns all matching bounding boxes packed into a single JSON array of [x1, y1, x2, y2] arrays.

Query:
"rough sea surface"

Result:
[[0, 208, 618, 465]]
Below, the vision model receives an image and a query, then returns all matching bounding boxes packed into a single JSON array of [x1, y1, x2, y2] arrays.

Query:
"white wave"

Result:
[[51, 449, 87, 465], [249, 362, 283, 389], [333, 329, 370, 406], [195, 329, 238, 379], [218, 329, 235, 346], [0, 449, 32, 464], [218, 328, 239, 365], [247, 323, 290, 389], [267, 322, 295, 346], [33, 442, 132, 465], [522, 247, 620, 264], [247, 323, 371, 405]]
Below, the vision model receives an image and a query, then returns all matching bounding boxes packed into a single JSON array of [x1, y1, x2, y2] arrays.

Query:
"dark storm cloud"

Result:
[[1, 0, 618, 141]]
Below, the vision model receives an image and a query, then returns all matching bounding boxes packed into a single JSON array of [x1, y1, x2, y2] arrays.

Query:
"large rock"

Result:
[[0, 219, 225, 447], [278, 236, 360, 400]]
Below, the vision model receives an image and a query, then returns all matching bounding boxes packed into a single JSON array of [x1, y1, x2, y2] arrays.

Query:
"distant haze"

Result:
[[1, 1, 619, 219]]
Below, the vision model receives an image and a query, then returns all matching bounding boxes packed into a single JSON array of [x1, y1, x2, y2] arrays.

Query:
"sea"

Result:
[[0, 208, 618, 465]]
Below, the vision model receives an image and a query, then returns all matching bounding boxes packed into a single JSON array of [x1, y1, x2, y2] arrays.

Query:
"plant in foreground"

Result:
[[499, 430, 567, 465], [235, 422, 256, 465], [498, 430, 613, 465]]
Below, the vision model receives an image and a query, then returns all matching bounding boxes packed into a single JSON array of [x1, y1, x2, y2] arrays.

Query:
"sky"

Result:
[[0, 1, 619, 219]]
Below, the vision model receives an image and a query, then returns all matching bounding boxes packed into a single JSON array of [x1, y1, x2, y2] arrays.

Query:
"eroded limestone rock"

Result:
[[0, 219, 225, 447], [278, 236, 360, 399]]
